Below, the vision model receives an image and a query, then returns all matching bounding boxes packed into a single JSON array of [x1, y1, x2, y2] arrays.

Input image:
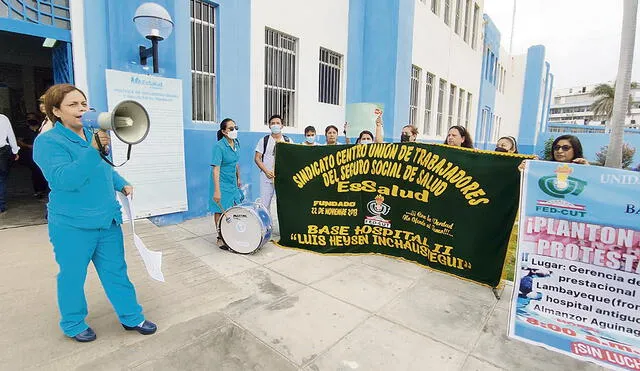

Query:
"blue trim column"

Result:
[[518, 45, 546, 154], [475, 15, 500, 150], [346, 0, 415, 140]]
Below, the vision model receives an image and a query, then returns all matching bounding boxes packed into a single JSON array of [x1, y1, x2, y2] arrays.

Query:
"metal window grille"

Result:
[[448, 84, 456, 127], [318, 48, 342, 105], [443, 0, 451, 25], [466, 92, 472, 126], [409, 65, 421, 127], [1, 0, 70, 29], [463, 0, 471, 42], [454, 0, 462, 34], [191, 0, 217, 123], [436, 79, 446, 136], [423, 73, 434, 134], [457, 88, 464, 126], [265, 28, 297, 126], [472, 4, 479, 49], [431, 0, 439, 15]]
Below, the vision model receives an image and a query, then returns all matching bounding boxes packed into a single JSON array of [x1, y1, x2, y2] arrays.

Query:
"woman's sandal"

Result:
[[216, 235, 229, 250]]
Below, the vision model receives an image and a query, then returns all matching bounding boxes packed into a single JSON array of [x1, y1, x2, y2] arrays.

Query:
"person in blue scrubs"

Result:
[[33, 84, 156, 342], [210, 118, 243, 249]]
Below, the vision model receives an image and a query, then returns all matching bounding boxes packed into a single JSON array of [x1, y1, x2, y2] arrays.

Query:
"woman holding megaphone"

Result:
[[33, 84, 155, 342]]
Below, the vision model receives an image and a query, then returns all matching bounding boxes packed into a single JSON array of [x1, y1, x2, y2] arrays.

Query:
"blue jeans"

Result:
[[48, 220, 145, 336]]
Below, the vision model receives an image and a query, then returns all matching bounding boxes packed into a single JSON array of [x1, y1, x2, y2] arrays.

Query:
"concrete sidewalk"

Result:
[[0, 217, 604, 370]]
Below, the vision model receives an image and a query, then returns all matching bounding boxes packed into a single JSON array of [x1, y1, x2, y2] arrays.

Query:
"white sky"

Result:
[[483, 0, 640, 89]]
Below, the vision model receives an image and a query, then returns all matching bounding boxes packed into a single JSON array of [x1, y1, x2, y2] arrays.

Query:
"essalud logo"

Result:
[[538, 164, 587, 198]]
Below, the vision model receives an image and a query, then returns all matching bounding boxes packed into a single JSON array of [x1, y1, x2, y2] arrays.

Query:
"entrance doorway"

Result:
[[0, 30, 55, 229]]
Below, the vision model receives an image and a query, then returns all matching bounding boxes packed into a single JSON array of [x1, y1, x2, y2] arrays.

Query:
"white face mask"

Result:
[[305, 135, 316, 144], [360, 139, 373, 145], [227, 129, 238, 139], [270, 125, 282, 134]]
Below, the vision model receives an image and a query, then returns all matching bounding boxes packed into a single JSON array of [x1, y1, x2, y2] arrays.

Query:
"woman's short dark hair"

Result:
[[268, 114, 282, 124], [551, 134, 583, 161], [402, 125, 419, 136], [304, 126, 316, 134], [356, 130, 374, 144], [217, 118, 235, 141], [325, 125, 339, 135], [498, 136, 519, 153], [445, 125, 474, 148]]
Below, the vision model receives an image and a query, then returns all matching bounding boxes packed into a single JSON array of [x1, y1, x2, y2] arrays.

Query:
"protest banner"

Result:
[[509, 161, 640, 370], [345, 103, 384, 136], [274, 142, 526, 287]]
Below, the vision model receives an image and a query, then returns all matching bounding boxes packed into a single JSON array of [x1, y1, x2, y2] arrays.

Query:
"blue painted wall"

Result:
[[82, 0, 254, 225], [518, 45, 548, 155], [346, 0, 415, 140], [475, 15, 500, 150]]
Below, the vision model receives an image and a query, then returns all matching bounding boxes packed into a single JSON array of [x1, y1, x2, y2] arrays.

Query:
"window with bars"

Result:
[[265, 28, 298, 126], [457, 88, 465, 126], [436, 79, 446, 136], [454, 0, 462, 35], [431, 0, 439, 15], [0, 0, 70, 29], [409, 65, 421, 127], [448, 84, 456, 127], [423, 73, 434, 135], [466, 92, 472, 126], [463, 0, 471, 42], [472, 4, 479, 49], [191, 0, 217, 123], [318, 48, 342, 105], [443, 0, 451, 25], [493, 116, 501, 141]]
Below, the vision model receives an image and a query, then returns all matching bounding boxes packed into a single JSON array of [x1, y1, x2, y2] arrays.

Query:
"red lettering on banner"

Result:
[[572, 342, 640, 370]]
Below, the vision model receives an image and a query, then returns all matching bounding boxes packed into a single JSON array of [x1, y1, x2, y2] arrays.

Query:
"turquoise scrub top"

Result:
[[33, 123, 128, 229], [209, 138, 242, 213]]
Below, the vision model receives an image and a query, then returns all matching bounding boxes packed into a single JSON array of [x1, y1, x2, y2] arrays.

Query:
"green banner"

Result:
[[274, 142, 528, 287]]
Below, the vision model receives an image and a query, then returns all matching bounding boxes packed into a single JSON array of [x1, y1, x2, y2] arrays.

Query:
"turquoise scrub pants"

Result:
[[49, 220, 144, 337]]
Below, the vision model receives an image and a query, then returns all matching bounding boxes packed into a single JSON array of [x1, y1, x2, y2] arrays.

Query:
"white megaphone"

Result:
[[81, 100, 150, 166]]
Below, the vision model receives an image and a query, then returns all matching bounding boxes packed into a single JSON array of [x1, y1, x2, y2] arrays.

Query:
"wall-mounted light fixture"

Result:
[[42, 38, 57, 48], [133, 2, 174, 73]]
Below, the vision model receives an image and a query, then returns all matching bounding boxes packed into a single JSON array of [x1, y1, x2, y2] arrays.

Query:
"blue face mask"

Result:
[[270, 125, 282, 134], [305, 135, 316, 143]]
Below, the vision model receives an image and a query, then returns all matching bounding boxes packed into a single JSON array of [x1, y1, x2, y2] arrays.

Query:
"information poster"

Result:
[[509, 161, 640, 370], [106, 70, 188, 218]]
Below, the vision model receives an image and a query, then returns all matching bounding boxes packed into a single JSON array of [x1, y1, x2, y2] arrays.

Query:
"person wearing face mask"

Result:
[[211, 118, 243, 249], [16, 114, 49, 198], [400, 125, 418, 143], [355, 130, 375, 145], [254, 114, 293, 213], [303, 126, 319, 146], [495, 136, 519, 153]]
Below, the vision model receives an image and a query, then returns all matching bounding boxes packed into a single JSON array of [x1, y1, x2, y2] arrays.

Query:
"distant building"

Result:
[[549, 83, 640, 130]]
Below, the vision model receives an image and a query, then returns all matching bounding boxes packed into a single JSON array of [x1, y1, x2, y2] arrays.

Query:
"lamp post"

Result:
[[133, 3, 174, 73]]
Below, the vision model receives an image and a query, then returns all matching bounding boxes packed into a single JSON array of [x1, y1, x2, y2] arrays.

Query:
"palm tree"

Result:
[[589, 81, 637, 125], [606, 0, 638, 168]]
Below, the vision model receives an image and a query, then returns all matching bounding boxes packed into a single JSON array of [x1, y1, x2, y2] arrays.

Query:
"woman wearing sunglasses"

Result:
[[211, 118, 243, 249], [550, 134, 588, 164]]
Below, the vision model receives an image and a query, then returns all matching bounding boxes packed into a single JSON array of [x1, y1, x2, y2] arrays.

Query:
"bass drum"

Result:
[[219, 202, 272, 254]]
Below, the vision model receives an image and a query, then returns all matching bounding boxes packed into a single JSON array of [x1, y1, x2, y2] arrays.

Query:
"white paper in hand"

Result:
[[118, 193, 165, 282]]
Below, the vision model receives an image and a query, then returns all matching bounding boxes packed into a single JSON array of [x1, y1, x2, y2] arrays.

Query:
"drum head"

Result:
[[220, 206, 264, 254]]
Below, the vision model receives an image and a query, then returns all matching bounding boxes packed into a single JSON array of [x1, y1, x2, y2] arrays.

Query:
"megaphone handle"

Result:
[[93, 132, 109, 156], [98, 143, 132, 167]]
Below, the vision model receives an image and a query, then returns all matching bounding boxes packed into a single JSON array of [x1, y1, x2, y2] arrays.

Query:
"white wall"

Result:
[[250, 0, 349, 135], [411, 0, 484, 141], [494, 52, 526, 142]]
